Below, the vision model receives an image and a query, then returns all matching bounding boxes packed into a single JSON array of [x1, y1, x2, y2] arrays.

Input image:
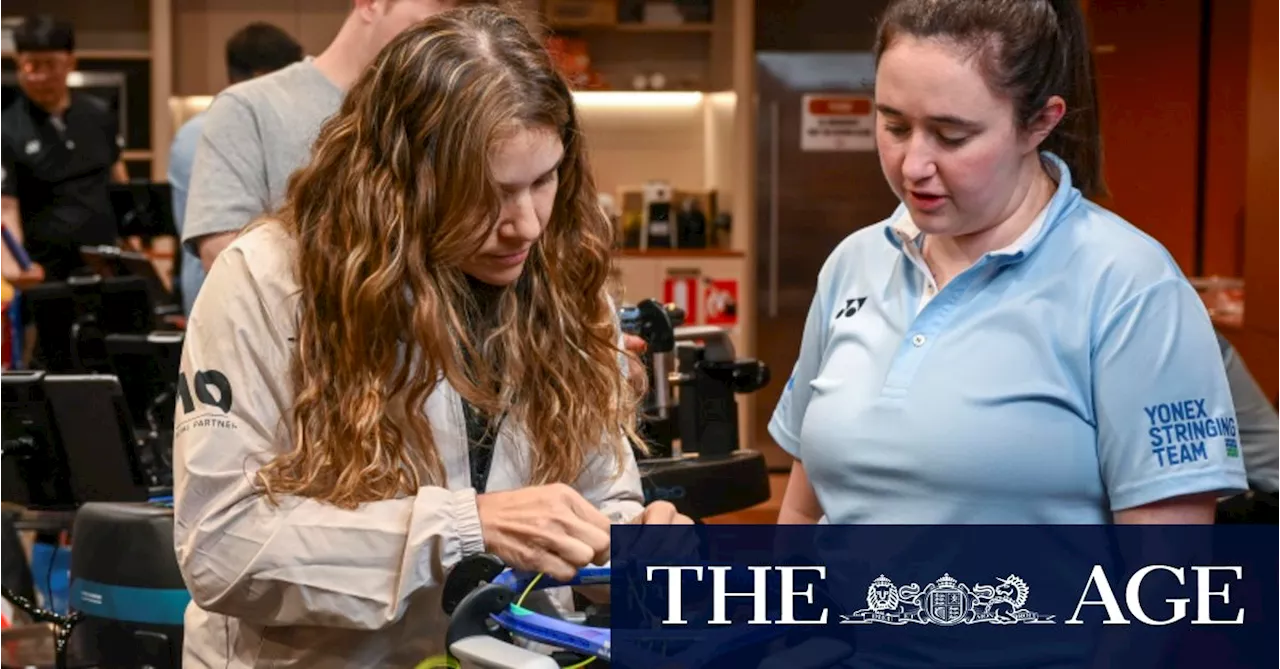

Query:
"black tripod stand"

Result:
[[2, 584, 83, 669], [0, 442, 81, 665]]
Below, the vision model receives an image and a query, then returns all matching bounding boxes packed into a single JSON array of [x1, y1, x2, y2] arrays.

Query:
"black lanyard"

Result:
[[461, 397, 504, 494], [458, 293, 505, 493]]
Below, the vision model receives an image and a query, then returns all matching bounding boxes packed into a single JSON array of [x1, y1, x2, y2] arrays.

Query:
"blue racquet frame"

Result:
[[2, 225, 32, 271], [450, 564, 804, 667], [483, 568, 614, 660]]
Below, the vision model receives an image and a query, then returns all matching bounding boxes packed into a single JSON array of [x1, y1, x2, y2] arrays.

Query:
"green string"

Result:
[[427, 571, 597, 668], [414, 655, 460, 669]]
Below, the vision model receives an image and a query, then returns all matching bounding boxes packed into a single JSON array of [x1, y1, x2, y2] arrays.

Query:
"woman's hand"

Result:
[[619, 501, 699, 567], [623, 334, 648, 393], [576, 502, 694, 605], [631, 500, 694, 526], [476, 483, 613, 582], [3, 262, 44, 290]]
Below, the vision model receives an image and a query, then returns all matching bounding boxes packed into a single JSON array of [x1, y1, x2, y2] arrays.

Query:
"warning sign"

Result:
[[663, 272, 699, 325], [703, 279, 738, 327], [801, 94, 875, 152]]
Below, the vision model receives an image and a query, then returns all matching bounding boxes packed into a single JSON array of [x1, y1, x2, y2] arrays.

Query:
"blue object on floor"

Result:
[[30, 541, 72, 614], [6, 293, 22, 370]]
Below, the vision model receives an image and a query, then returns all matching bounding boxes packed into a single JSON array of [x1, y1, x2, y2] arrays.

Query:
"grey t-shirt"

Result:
[[1218, 333, 1279, 493], [180, 58, 344, 254]]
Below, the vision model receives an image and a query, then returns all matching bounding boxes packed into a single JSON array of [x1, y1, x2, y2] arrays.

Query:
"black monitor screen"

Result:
[[1, 371, 76, 509], [109, 182, 178, 239], [22, 276, 155, 373], [105, 332, 184, 432], [41, 374, 150, 506]]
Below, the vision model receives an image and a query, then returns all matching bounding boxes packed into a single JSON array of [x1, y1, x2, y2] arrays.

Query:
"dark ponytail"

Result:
[[1041, 0, 1106, 199], [875, 0, 1108, 199]]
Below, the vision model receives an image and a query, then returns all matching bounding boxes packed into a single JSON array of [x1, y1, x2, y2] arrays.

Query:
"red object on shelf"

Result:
[[663, 274, 699, 324], [703, 278, 738, 327]]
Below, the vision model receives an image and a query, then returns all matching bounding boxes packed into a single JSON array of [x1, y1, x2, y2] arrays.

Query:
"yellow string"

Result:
[[519, 574, 597, 667], [427, 573, 596, 669], [516, 572, 544, 606], [414, 655, 460, 669]]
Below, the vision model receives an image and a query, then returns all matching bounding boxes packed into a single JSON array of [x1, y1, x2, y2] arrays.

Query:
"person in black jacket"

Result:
[[2, 15, 128, 282]]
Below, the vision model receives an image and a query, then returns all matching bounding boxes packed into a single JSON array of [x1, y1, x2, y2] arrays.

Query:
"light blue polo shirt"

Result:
[[769, 153, 1248, 524], [168, 112, 208, 316]]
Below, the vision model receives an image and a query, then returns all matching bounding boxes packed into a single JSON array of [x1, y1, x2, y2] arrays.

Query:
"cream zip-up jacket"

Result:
[[173, 222, 644, 668]]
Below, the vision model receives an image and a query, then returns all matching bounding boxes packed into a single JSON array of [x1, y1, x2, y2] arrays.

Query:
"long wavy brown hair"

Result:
[[255, 6, 640, 508]]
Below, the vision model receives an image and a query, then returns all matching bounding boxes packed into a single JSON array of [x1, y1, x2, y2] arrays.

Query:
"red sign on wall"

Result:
[[663, 274, 699, 324], [802, 93, 875, 152], [703, 279, 738, 327]]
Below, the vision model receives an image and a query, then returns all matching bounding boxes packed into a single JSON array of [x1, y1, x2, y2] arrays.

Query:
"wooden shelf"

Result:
[[80, 49, 151, 60], [615, 248, 744, 258], [550, 22, 715, 34], [618, 22, 714, 33], [1, 49, 151, 60]]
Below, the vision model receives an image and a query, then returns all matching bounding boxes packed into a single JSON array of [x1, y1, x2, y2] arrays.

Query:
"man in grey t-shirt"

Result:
[[1218, 333, 1278, 493], [182, 0, 490, 276]]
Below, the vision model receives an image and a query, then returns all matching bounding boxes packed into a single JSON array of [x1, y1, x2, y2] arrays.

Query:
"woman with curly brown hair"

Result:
[[171, 6, 689, 667]]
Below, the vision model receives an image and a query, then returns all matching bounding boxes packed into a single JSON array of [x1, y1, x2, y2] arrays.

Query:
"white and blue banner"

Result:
[[607, 525, 1278, 668]]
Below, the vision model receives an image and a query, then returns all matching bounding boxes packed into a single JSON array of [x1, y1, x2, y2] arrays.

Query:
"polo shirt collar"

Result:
[[883, 152, 1082, 264]]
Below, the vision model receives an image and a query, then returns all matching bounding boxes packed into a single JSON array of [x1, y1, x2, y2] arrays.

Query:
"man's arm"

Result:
[[1, 196, 45, 289], [99, 104, 128, 186], [198, 230, 240, 272], [181, 93, 272, 273], [1217, 335, 1279, 492]]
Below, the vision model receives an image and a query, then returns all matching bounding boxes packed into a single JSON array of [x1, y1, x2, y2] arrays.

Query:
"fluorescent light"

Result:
[[707, 91, 737, 107], [168, 95, 215, 114], [572, 91, 705, 109], [170, 91, 719, 118]]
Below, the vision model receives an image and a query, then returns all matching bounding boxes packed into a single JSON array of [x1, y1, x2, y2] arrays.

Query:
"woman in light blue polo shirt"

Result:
[[771, 0, 1248, 526]]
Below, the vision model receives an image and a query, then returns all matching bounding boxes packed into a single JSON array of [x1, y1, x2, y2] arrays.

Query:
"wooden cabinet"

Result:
[[542, 0, 735, 92], [2, 0, 152, 52], [1088, 0, 1204, 274], [1088, 0, 1256, 281], [170, 0, 348, 96], [1227, 0, 1278, 404]]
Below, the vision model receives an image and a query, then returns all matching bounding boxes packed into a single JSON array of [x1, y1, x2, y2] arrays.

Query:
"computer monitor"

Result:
[[1, 371, 76, 509], [39, 374, 151, 506], [104, 332, 184, 434], [108, 182, 178, 240], [21, 276, 156, 373], [80, 245, 173, 308], [3, 372, 152, 510]]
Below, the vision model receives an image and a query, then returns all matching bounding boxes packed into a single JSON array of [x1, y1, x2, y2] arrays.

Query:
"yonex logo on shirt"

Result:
[[1144, 398, 1236, 467], [835, 297, 867, 320]]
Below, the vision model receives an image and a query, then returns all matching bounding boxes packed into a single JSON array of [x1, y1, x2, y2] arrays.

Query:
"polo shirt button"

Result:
[[912, 334, 926, 347]]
